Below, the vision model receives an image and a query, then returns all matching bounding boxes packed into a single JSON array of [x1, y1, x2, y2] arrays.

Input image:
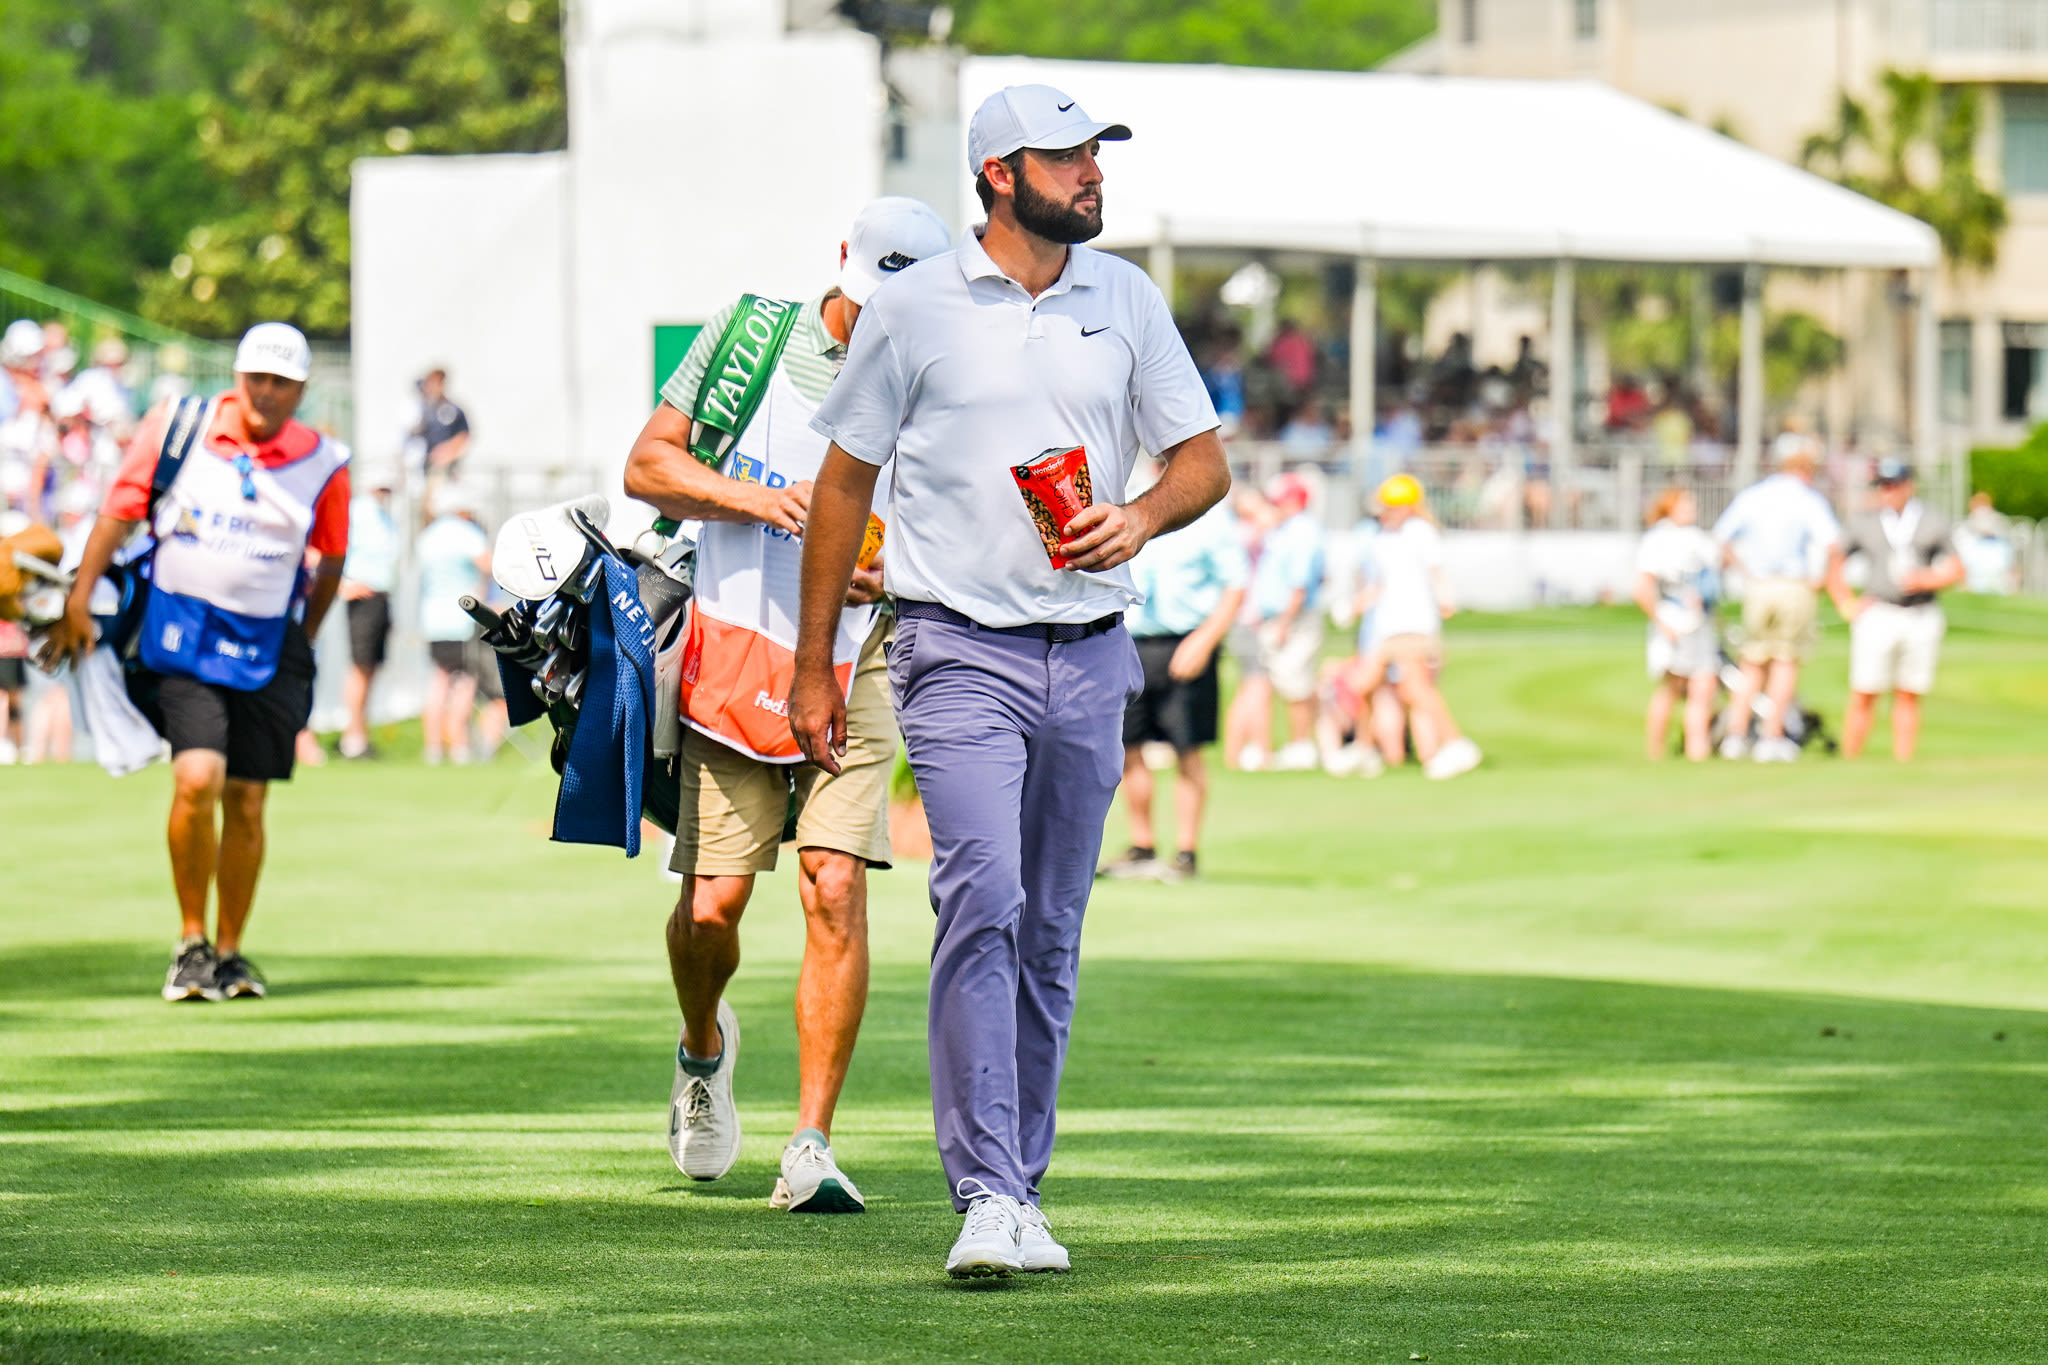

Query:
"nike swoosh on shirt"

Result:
[[1058, 101, 1075, 111], [1081, 325, 1110, 337]]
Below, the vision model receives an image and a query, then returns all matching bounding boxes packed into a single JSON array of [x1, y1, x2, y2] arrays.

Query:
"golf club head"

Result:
[[531, 596, 571, 649], [558, 609, 587, 655], [493, 494, 610, 601], [564, 670, 587, 710], [557, 553, 606, 606]]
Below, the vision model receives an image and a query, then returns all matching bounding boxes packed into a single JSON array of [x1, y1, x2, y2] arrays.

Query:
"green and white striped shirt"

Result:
[[657, 292, 845, 413]]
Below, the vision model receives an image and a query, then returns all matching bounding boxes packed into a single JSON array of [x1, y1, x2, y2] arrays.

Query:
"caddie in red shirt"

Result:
[[43, 323, 351, 1003]]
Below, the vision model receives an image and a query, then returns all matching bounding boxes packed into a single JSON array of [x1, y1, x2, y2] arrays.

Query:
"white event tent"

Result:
[[959, 57, 1945, 487]]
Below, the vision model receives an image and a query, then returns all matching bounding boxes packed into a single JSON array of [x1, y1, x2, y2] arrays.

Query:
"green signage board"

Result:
[[652, 323, 704, 405]]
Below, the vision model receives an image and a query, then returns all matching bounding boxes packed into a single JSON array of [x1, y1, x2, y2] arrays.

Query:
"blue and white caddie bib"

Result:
[[141, 406, 351, 690]]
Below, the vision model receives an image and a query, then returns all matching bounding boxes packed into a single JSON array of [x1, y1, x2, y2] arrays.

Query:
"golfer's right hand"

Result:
[[751, 479, 812, 537], [36, 596, 96, 672], [789, 661, 846, 776]]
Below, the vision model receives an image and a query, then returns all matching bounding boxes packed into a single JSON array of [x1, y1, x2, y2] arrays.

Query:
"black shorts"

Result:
[[347, 592, 391, 669], [429, 639, 473, 676], [0, 656, 25, 691], [1121, 633, 1220, 753], [467, 639, 504, 700], [157, 622, 316, 783]]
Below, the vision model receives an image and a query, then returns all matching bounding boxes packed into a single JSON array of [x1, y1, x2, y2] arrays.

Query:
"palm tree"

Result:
[[1800, 69, 2007, 271]]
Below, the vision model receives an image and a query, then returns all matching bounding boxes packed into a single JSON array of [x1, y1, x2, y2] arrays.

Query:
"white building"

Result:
[[352, 0, 958, 517], [1406, 0, 2048, 446]]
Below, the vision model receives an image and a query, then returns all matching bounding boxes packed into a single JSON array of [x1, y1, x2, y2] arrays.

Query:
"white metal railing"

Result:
[[1931, 0, 2048, 54], [1229, 439, 1838, 533]]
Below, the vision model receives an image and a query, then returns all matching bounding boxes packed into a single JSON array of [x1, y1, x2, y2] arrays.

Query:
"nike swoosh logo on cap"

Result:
[[1058, 101, 1075, 111]]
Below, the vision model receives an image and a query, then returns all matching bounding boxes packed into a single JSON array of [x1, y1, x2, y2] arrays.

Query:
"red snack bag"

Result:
[[1010, 445, 1095, 569]]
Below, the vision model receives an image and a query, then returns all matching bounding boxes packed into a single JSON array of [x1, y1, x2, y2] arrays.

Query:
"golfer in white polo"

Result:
[[789, 84, 1230, 1277]]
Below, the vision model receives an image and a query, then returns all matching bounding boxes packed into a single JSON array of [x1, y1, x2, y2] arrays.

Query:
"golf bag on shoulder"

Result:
[[470, 495, 695, 844]]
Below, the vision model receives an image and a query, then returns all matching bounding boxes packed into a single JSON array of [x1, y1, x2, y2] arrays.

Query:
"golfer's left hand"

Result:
[[789, 662, 847, 776], [1059, 503, 1151, 572]]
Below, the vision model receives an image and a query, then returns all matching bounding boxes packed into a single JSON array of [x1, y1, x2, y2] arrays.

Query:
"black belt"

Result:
[[894, 598, 1122, 644]]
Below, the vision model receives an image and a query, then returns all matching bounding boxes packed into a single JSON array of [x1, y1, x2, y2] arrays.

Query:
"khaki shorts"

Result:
[[668, 618, 895, 876], [1850, 601, 1944, 696], [1737, 578, 1818, 665]]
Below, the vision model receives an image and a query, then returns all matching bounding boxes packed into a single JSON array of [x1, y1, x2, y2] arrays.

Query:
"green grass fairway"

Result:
[[5, 600, 2048, 1362]]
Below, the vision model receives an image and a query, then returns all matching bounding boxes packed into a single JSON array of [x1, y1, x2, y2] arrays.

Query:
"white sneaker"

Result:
[[770, 1131, 865, 1213], [945, 1178, 1024, 1279], [1754, 736, 1800, 763], [1236, 743, 1267, 772], [668, 998, 741, 1181], [1271, 740, 1319, 771], [1015, 1203, 1071, 1273], [0, 739, 16, 765], [1718, 734, 1751, 760], [1424, 736, 1482, 780]]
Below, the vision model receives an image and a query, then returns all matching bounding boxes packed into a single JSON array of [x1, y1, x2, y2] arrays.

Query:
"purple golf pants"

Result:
[[888, 607, 1142, 1210]]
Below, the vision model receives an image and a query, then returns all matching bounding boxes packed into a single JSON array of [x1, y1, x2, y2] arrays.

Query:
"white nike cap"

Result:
[[233, 321, 312, 382], [840, 197, 954, 306], [966, 84, 1131, 174]]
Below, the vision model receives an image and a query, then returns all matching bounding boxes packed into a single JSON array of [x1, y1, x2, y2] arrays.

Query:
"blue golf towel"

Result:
[[551, 555, 657, 856]]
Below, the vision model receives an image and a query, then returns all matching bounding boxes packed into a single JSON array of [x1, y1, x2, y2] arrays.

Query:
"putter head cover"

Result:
[[493, 494, 611, 602]]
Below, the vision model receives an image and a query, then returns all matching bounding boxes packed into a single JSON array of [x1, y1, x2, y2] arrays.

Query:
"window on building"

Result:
[[1941, 319, 1972, 425], [2002, 88, 2048, 193], [1575, 0, 1598, 40], [2002, 321, 2048, 421], [1461, 0, 1479, 44]]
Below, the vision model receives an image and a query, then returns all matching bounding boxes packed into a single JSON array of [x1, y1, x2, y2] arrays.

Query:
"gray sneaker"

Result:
[[162, 938, 221, 1002], [1099, 847, 1166, 881], [214, 953, 267, 1000]]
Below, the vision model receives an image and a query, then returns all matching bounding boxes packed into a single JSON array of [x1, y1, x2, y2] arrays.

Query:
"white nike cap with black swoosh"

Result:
[[967, 84, 1132, 174], [841, 196, 955, 306]]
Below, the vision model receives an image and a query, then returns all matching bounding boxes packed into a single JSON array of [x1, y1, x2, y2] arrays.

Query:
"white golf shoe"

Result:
[[668, 998, 741, 1181], [945, 1178, 1024, 1279], [770, 1130, 866, 1213], [1423, 736, 1482, 780], [1015, 1203, 1071, 1273]]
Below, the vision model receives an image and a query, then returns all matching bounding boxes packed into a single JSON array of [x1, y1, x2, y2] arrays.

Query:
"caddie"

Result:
[[622, 196, 952, 1213], [791, 85, 1231, 1276], [41, 323, 350, 1002]]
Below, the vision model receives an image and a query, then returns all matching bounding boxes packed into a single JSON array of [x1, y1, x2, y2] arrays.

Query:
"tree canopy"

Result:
[[139, 0, 565, 338], [952, 0, 1435, 71], [1800, 70, 2008, 272]]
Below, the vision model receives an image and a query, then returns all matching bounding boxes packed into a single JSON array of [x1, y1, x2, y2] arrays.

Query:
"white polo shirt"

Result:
[[811, 231, 1219, 627]]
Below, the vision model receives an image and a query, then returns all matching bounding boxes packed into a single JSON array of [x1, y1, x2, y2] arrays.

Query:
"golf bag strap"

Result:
[[649, 296, 800, 538], [150, 394, 212, 519]]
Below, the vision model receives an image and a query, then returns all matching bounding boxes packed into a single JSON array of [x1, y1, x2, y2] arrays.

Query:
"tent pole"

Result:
[[1150, 220, 1175, 309], [1736, 264, 1765, 487], [1913, 267, 1943, 509], [1352, 255, 1377, 491], [1550, 258, 1575, 530]]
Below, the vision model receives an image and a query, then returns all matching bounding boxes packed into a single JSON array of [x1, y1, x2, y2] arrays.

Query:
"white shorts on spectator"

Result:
[[1850, 601, 1944, 696]]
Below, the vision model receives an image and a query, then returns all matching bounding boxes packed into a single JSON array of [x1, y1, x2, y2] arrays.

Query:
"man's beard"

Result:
[[1013, 170, 1103, 245]]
